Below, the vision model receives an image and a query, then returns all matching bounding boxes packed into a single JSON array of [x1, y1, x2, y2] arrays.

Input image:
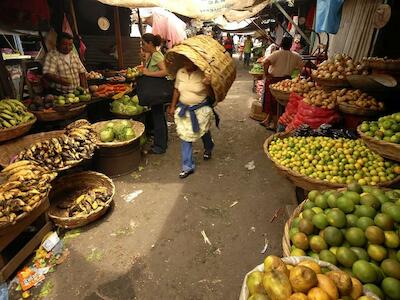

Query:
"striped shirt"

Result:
[[43, 49, 86, 93]]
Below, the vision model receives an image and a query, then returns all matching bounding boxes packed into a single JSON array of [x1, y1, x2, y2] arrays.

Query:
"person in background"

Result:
[[243, 36, 253, 66], [168, 57, 214, 179], [43, 32, 87, 93], [224, 34, 234, 56], [141, 33, 169, 154], [260, 36, 303, 130], [233, 34, 240, 53], [290, 37, 302, 53]]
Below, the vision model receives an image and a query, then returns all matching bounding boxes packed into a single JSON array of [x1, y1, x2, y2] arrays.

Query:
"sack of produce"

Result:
[[287, 101, 340, 131], [279, 92, 302, 126], [239, 255, 380, 300]]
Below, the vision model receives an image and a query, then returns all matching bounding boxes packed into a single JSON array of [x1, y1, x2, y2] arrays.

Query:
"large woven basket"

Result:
[[48, 171, 115, 229], [358, 127, 400, 162], [239, 256, 380, 300], [165, 35, 236, 103], [92, 119, 145, 148], [269, 86, 290, 106], [264, 131, 400, 191], [32, 105, 86, 122], [313, 76, 350, 91], [0, 117, 36, 143], [339, 102, 382, 117]]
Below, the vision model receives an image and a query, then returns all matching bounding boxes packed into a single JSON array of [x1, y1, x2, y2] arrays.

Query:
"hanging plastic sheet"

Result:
[[97, 0, 270, 22], [315, 0, 345, 34]]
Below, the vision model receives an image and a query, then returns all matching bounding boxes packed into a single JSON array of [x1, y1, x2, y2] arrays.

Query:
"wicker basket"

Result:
[[249, 100, 267, 121], [32, 105, 86, 122], [264, 131, 400, 191], [92, 119, 145, 148], [48, 171, 115, 229], [358, 127, 400, 162], [0, 195, 49, 235], [313, 76, 350, 90], [239, 256, 380, 300], [269, 86, 290, 106], [0, 117, 36, 143], [362, 59, 400, 72], [339, 102, 382, 117], [165, 35, 236, 103], [249, 72, 264, 80]]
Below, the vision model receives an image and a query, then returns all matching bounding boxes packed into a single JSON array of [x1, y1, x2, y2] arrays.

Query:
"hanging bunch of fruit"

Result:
[[0, 160, 57, 224], [0, 99, 35, 128]]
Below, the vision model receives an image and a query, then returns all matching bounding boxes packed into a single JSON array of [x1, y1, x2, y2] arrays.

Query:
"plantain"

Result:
[[2, 160, 33, 173]]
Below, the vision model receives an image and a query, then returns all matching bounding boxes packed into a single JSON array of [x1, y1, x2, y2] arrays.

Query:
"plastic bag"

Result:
[[287, 100, 340, 131], [279, 92, 302, 126]]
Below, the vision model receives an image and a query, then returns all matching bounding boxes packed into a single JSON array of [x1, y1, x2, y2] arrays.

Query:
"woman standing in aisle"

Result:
[[141, 33, 169, 154], [168, 58, 215, 179]]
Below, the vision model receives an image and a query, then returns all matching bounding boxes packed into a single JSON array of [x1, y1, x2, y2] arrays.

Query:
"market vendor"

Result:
[[261, 36, 303, 130], [43, 32, 87, 93]]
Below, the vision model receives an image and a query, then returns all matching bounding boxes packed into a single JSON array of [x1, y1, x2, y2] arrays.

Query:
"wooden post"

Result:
[[69, 0, 80, 36], [114, 7, 124, 68]]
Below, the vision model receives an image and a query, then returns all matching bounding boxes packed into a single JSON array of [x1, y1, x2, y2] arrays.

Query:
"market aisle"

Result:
[[42, 59, 297, 300]]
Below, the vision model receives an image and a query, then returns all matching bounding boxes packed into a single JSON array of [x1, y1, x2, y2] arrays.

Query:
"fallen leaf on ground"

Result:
[[125, 190, 143, 203], [245, 161, 255, 170], [86, 248, 103, 262], [261, 238, 269, 254], [38, 281, 53, 298], [201, 230, 212, 245], [229, 201, 239, 208]]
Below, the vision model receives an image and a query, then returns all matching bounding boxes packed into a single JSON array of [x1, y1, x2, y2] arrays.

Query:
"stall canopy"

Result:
[[97, 0, 272, 22]]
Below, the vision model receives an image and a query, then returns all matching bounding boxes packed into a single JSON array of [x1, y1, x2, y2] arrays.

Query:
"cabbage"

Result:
[[131, 95, 139, 105], [124, 106, 138, 115], [122, 96, 131, 105], [111, 101, 124, 113], [123, 127, 136, 141], [136, 106, 144, 114], [100, 128, 114, 142], [119, 120, 131, 127], [106, 122, 115, 129]]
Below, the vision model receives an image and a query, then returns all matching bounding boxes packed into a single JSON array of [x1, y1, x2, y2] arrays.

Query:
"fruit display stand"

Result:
[[92, 120, 145, 177], [358, 127, 400, 162], [0, 197, 52, 281], [264, 131, 400, 192], [31, 105, 86, 122], [48, 171, 115, 229], [0, 117, 36, 143], [240, 256, 379, 300]]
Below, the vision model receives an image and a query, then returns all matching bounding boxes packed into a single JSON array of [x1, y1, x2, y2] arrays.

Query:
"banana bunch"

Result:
[[0, 160, 57, 223], [16, 120, 97, 171], [0, 99, 35, 129], [59, 186, 111, 217]]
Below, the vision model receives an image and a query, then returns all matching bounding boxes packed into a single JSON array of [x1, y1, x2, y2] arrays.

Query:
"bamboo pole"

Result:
[[114, 7, 124, 68]]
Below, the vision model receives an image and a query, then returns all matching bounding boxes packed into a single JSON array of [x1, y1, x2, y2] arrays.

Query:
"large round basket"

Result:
[[0, 116, 36, 143], [358, 127, 400, 162], [92, 119, 145, 148], [48, 171, 115, 229], [338, 102, 382, 117], [264, 131, 400, 191], [269, 86, 290, 106], [165, 35, 236, 103], [32, 105, 86, 122], [249, 72, 264, 80], [0, 195, 49, 235], [239, 256, 380, 300], [313, 76, 350, 91]]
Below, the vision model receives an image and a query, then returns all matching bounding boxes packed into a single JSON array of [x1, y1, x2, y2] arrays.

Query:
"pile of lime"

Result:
[[359, 113, 400, 144], [290, 183, 400, 299], [268, 136, 400, 185]]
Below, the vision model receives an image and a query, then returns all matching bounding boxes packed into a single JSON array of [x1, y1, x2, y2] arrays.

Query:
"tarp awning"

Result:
[[97, 0, 272, 22]]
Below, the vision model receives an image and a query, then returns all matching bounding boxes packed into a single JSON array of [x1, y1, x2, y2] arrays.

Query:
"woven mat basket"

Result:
[[92, 119, 145, 148], [0, 116, 36, 143], [165, 35, 236, 103], [264, 131, 400, 191], [48, 171, 115, 229], [358, 127, 400, 162]]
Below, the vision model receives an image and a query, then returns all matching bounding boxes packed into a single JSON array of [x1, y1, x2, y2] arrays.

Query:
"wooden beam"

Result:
[[69, 0, 80, 36], [114, 7, 124, 68]]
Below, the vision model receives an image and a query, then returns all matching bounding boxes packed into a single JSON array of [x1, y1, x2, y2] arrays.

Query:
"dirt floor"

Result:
[[21, 58, 297, 300]]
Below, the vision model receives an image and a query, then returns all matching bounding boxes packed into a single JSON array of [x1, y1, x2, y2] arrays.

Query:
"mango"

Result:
[[317, 274, 338, 300], [263, 270, 292, 300], [290, 266, 318, 293]]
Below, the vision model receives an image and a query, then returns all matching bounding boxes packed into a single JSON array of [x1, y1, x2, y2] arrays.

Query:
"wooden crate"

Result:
[[0, 199, 52, 282]]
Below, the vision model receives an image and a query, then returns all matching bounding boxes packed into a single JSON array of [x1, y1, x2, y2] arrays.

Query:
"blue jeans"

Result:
[[151, 104, 168, 153], [244, 52, 251, 66], [181, 131, 214, 172]]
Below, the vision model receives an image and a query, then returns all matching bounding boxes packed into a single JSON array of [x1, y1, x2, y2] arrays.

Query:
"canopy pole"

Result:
[[69, 0, 79, 36], [137, 9, 143, 36], [274, 1, 311, 45], [114, 7, 124, 68]]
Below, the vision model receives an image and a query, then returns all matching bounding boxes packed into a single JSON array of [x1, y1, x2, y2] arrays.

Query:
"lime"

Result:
[[387, 205, 400, 222], [384, 231, 400, 249], [368, 244, 387, 262], [346, 214, 359, 227], [290, 248, 306, 256], [291, 232, 309, 250], [356, 216, 374, 231], [364, 283, 384, 299], [337, 196, 355, 213], [350, 247, 369, 261], [382, 277, 400, 300], [309, 235, 328, 253], [345, 227, 366, 247], [304, 201, 316, 209], [324, 226, 344, 246], [289, 227, 299, 238], [365, 226, 385, 245], [354, 205, 377, 218], [360, 193, 381, 210], [352, 260, 378, 283], [327, 209, 347, 228], [319, 249, 337, 265], [336, 247, 358, 268], [374, 213, 395, 231], [312, 213, 328, 230], [347, 182, 363, 194], [308, 190, 320, 201], [298, 219, 314, 235], [315, 194, 328, 209], [302, 209, 316, 221], [381, 258, 400, 280], [291, 217, 301, 228]]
